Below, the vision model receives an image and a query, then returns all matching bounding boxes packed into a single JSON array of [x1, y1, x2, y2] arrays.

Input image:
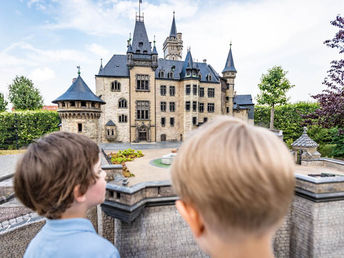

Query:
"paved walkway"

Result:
[[100, 142, 182, 151], [0, 154, 22, 179]]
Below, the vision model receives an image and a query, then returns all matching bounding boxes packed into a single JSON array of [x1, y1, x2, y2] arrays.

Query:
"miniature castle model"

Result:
[[54, 9, 254, 143]]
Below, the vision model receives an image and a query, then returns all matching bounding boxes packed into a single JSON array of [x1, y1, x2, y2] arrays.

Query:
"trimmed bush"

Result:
[[0, 110, 60, 149]]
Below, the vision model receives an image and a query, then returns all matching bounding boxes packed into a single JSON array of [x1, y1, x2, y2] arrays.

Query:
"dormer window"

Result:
[[139, 42, 143, 48], [167, 71, 173, 79], [136, 50, 140, 53], [206, 74, 212, 81], [186, 70, 191, 77], [111, 81, 121, 91], [159, 70, 164, 78], [143, 50, 147, 54]]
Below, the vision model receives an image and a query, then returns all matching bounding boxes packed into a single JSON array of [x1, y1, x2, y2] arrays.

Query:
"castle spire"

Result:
[[169, 11, 177, 37], [223, 42, 237, 73]]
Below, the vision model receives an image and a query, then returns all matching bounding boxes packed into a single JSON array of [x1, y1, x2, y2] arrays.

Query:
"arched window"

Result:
[[111, 81, 121, 91], [167, 71, 173, 79], [206, 74, 212, 81], [119, 114, 128, 123], [118, 98, 127, 108], [161, 134, 167, 142], [159, 70, 164, 78]]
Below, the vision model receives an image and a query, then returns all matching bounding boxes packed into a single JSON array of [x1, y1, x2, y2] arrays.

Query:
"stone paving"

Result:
[[0, 154, 22, 179], [295, 165, 344, 176]]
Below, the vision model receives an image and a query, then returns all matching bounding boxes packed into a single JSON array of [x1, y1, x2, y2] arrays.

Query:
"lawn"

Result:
[[0, 149, 26, 155]]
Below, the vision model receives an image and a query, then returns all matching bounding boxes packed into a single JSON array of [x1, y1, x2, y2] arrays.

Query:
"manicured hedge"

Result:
[[254, 102, 340, 157], [0, 110, 60, 149]]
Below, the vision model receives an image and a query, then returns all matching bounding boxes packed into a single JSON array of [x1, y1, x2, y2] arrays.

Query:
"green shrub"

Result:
[[0, 110, 60, 149], [318, 144, 336, 158]]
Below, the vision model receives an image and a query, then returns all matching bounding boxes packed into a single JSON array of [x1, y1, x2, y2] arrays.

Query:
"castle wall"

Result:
[[129, 66, 157, 142], [61, 117, 99, 141], [96, 77, 130, 142]]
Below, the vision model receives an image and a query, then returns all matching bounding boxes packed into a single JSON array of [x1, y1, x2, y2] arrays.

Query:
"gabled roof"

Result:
[[233, 95, 253, 106], [292, 127, 318, 148], [180, 50, 199, 78], [223, 44, 237, 73], [105, 120, 116, 126], [169, 13, 177, 37], [132, 20, 151, 54], [52, 75, 105, 104]]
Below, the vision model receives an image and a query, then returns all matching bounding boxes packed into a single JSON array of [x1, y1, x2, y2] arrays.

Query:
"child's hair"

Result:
[[171, 116, 295, 236], [14, 132, 100, 219]]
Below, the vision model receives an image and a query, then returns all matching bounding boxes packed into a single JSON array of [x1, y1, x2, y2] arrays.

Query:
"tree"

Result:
[[305, 15, 344, 129], [256, 66, 294, 129], [0, 92, 8, 112], [8, 76, 43, 110]]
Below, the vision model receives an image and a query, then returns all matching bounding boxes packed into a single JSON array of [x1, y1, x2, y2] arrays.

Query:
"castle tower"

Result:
[[222, 43, 237, 116], [53, 68, 105, 142], [163, 12, 183, 60]]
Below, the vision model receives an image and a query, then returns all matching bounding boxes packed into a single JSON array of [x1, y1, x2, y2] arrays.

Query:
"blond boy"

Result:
[[14, 132, 120, 258], [171, 116, 295, 258]]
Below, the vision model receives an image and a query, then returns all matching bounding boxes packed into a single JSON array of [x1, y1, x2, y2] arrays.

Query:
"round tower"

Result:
[[52, 68, 106, 142]]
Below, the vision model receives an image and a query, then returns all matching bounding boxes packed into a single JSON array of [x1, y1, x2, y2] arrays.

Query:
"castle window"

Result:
[[170, 117, 175, 127], [193, 85, 197, 95], [107, 129, 115, 136], [78, 123, 82, 132], [169, 86, 175, 96], [185, 101, 190, 111], [119, 114, 128, 123], [159, 70, 164, 78], [167, 71, 173, 79], [198, 72, 202, 79], [111, 81, 121, 91], [161, 117, 166, 127], [136, 74, 149, 91], [169, 102, 175, 112], [199, 87, 204, 97], [160, 85, 166, 96], [136, 101, 150, 120], [143, 50, 148, 54], [139, 42, 143, 47], [227, 84, 230, 90], [91, 102, 95, 107], [192, 117, 197, 125], [192, 101, 197, 112], [136, 50, 140, 53], [226, 96, 229, 102], [81, 101, 86, 107], [199, 103, 204, 113], [185, 85, 190, 95], [186, 71, 191, 77], [62, 102, 65, 107], [204, 117, 208, 123], [118, 98, 127, 108], [70, 101, 75, 107], [160, 101, 166, 112], [208, 88, 215, 98], [206, 74, 212, 81], [207, 103, 215, 113], [227, 107, 230, 113]]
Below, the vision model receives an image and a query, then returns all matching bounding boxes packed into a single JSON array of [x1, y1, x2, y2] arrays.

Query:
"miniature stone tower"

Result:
[[163, 12, 183, 60], [53, 67, 105, 142], [222, 43, 237, 116]]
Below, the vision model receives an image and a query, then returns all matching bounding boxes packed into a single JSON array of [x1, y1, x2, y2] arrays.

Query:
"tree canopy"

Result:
[[8, 76, 43, 110], [256, 66, 294, 129], [306, 15, 344, 129], [0, 92, 8, 112]]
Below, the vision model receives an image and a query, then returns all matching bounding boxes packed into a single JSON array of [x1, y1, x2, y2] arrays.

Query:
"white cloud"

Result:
[[30, 67, 56, 82], [86, 43, 110, 58]]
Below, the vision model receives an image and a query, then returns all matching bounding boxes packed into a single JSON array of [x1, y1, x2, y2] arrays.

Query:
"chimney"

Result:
[[203, 59, 207, 63], [72, 78, 76, 83]]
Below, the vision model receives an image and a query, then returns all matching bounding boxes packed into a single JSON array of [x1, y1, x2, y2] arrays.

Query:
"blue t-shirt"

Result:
[[24, 218, 120, 258]]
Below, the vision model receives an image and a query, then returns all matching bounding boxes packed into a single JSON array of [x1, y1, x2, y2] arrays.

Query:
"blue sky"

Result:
[[0, 0, 343, 107]]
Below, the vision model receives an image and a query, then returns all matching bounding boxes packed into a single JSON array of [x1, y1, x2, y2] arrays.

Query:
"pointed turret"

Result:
[[169, 11, 177, 38], [98, 58, 103, 74], [132, 18, 151, 54], [163, 12, 183, 60], [181, 49, 199, 78], [223, 43, 237, 73]]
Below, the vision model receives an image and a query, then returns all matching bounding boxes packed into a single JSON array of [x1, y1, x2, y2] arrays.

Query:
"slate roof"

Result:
[[223, 45, 237, 73], [292, 127, 318, 148], [131, 20, 151, 54], [169, 13, 177, 37], [97, 54, 220, 83], [52, 75, 105, 104], [233, 94, 254, 119], [105, 120, 116, 126]]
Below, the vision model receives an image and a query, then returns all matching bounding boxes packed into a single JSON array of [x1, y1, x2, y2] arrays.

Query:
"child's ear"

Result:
[[73, 185, 86, 203], [176, 200, 205, 238]]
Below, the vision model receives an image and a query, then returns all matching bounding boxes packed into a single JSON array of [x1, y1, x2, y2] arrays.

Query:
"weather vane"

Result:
[[77, 66, 80, 75]]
